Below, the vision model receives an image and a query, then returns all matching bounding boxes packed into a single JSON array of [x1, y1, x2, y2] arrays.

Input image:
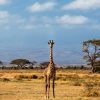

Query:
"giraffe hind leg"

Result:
[[52, 78, 55, 98]]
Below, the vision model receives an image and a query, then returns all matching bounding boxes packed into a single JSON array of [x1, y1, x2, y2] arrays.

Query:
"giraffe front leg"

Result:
[[44, 76, 47, 99], [47, 77, 50, 99], [52, 78, 55, 98]]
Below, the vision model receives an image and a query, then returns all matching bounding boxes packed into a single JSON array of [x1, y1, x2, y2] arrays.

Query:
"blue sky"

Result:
[[0, 0, 100, 64]]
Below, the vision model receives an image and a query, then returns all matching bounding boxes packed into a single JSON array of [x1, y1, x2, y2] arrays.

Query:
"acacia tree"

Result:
[[10, 59, 30, 68], [0, 61, 3, 65], [30, 61, 37, 65], [40, 61, 49, 69], [82, 39, 100, 73], [94, 60, 100, 66]]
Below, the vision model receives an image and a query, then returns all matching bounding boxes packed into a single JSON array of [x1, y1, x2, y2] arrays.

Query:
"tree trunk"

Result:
[[91, 64, 95, 73]]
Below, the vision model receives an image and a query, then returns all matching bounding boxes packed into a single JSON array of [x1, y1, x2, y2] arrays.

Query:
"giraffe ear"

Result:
[[52, 40, 54, 44], [48, 40, 51, 44]]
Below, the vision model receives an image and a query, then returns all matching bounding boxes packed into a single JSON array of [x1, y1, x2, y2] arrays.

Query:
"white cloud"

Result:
[[56, 15, 88, 25], [0, 0, 11, 5], [39, 15, 88, 25], [0, 11, 10, 25], [0, 11, 9, 18], [21, 24, 35, 30], [19, 15, 89, 30], [0, 11, 89, 30], [91, 24, 100, 30], [27, 2, 56, 12], [62, 0, 100, 10], [0, 11, 26, 30]]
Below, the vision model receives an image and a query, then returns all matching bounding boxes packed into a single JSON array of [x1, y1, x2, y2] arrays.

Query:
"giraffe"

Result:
[[44, 40, 56, 99]]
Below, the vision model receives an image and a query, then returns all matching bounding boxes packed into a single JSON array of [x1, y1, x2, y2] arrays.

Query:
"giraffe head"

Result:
[[48, 40, 54, 48]]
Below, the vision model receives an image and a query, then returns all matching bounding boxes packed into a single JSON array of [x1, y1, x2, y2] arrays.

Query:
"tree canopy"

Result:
[[30, 61, 37, 65], [10, 59, 30, 67], [94, 60, 100, 66], [0, 61, 3, 65], [40, 62, 49, 66], [82, 39, 100, 73]]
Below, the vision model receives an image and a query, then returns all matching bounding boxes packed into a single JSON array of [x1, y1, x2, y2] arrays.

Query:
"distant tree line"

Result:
[[0, 59, 87, 70], [0, 59, 51, 70], [0, 59, 37, 70], [0, 59, 95, 71], [0, 39, 100, 73]]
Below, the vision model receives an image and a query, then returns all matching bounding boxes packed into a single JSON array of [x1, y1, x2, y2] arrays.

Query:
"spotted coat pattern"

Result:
[[44, 40, 56, 99]]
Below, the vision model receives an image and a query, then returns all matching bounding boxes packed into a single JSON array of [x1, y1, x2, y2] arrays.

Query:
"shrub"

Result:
[[14, 75, 25, 80], [0, 74, 3, 77], [0, 78, 10, 82], [38, 76, 44, 79], [30, 75, 38, 79], [56, 74, 81, 82], [71, 81, 81, 86], [95, 66, 100, 73], [56, 76, 60, 80], [82, 82, 100, 97], [14, 74, 38, 80], [65, 74, 80, 81]]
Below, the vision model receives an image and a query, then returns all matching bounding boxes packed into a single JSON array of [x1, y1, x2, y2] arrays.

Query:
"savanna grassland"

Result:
[[0, 69, 100, 100]]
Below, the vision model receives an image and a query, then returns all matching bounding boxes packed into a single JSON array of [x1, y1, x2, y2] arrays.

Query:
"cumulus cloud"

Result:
[[62, 0, 100, 10], [0, 0, 11, 5], [0, 10, 89, 30], [16, 15, 89, 30], [56, 15, 88, 25], [27, 2, 56, 12], [0, 11, 10, 25], [0, 11, 9, 18], [38, 15, 88, 26], [0, 11, 26, 30]]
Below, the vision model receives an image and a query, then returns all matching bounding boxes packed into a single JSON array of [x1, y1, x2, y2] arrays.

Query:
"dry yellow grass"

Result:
[[0, 69, 100, 100]]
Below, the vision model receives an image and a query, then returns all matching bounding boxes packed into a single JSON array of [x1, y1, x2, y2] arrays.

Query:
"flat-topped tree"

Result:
[[82, 39, 100, 73], [10, 59, 30, 68]]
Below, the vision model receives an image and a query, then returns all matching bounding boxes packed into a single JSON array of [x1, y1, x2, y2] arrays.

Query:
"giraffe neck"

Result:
[[50, 47, 53, 63]]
